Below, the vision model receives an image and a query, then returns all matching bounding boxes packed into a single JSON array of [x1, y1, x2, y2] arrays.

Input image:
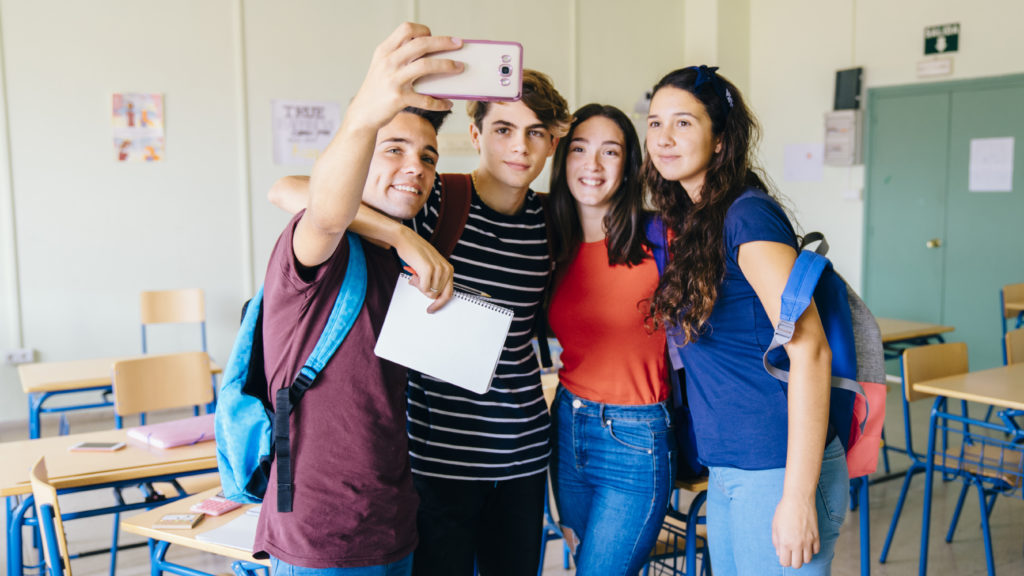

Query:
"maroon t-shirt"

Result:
[[253, 214, 417, 568]]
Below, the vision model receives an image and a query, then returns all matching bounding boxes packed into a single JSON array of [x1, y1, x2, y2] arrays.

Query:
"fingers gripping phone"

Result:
[[413, 40, 523, 102]]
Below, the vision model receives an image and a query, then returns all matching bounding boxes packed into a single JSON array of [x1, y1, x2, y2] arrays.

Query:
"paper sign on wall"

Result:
[[112, 93, 165, 162], [784, 143, 824, 182], [272, 99, 340, 165], [968, 137, 1014, 193]]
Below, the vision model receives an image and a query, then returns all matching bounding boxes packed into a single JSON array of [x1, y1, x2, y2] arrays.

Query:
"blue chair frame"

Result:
[[880, 343, 971, 565], [919, 399, 1024, 576]]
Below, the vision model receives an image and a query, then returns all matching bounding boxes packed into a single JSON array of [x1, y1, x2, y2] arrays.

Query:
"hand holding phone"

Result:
[[349, 23, 462, 130], [413, 40, 523, 102]]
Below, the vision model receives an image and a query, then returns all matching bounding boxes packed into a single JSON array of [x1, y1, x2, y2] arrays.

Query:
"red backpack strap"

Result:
[[431, 173, 473, 259]]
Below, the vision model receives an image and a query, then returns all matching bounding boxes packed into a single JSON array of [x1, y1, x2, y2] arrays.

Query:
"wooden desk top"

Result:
[[0, 428, 217, 497], [19, 355, 223, 393], [912, 362, 1024, 412], [121, 488, 269, 566], [877, 318, 955, 344]]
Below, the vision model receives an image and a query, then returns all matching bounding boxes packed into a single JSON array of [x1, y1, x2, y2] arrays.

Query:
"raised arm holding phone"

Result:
[[254, 23, 462, 576]]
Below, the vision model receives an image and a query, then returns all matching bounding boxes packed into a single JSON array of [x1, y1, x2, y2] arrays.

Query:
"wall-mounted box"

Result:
[[825, 110, 862, 166]]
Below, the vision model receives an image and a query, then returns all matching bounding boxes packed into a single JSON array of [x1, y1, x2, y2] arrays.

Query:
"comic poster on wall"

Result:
[[112, 93, 164, 162], [272, 99, 340, 165]]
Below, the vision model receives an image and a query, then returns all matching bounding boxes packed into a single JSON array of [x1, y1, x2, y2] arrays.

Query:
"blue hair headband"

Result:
[[690, 65, 734, 112]]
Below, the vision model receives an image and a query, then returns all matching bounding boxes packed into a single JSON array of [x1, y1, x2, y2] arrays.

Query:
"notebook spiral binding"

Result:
[[398, 273, 512, 316]]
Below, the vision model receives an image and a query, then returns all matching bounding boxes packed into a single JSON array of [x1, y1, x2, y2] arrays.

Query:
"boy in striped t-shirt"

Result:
[[271, 69, 570, 576]]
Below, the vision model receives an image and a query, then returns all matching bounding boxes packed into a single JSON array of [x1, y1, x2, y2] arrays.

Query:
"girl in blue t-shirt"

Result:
[[644, 66, 848, 575]]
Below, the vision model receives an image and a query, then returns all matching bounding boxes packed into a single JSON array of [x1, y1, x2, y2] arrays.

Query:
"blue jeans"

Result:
[[706, 437, 848, 576], [270, 553, 413, 576], [550, 386, 676, 576]]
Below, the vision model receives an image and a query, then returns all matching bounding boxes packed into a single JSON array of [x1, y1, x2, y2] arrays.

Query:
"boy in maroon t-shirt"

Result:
[[254, 23, 461, 574]]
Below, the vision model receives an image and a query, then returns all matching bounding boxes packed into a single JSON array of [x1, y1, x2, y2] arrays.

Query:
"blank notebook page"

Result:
[[374, 274, 513, 394]]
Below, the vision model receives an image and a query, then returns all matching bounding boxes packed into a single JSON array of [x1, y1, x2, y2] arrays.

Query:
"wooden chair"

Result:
[[30, 457, 72, 576], [111, 351, 214, 428], [1001, 283, 1024, 363], [880, 341, 968, 563], [140, 288, 208, 354], [1006, 327, 1024, 365], [141, 288, 214, 416], [108, 352, 219, 572]]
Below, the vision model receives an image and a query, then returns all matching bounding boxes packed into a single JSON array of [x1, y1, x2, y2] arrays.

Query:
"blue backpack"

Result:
[[645, 215, 707, 481], [764, 232, 886, 478], [646, 207, 887, 480], [215, 233, 367, 511]]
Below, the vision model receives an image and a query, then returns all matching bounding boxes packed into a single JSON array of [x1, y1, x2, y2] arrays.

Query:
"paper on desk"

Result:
[[195, 512, 258, 552]]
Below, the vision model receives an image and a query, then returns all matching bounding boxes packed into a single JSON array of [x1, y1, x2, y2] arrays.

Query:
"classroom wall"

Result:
[[748, 0, 1024, 292], [0, 0, 686, 424]]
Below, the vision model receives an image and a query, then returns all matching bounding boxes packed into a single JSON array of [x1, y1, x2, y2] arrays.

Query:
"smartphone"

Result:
[[413, 40, 523, 102], [68, 441, 126, 452]]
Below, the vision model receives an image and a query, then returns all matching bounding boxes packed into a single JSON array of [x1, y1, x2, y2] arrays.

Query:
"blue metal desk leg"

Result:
[[29, 394, 42, 440], [685, 491, 706, 576], [858, 476, 870, 576], [919, 398, 943, 576]]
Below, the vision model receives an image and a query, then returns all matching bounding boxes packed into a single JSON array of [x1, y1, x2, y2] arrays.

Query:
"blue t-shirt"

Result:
[[672, 189, 797, 470]]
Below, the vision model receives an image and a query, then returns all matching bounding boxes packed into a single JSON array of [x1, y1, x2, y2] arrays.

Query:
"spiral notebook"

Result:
[[374, 274, 513, 394]]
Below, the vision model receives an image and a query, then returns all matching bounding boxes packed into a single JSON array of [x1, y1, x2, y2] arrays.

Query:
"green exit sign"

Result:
[[925, 23, 960, 55]]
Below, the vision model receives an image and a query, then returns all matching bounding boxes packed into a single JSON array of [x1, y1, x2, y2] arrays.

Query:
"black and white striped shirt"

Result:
[[406, 174, 551, 481]]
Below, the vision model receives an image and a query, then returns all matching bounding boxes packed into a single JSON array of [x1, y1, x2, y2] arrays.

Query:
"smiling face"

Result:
[[646, 86, 721, 200], [361, 112, 439, 220], [565, 116, 626, 214], [470, 100, 557, 191]]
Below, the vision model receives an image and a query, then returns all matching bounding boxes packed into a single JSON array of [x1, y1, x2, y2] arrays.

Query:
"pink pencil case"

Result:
[[127, 413, 215, 449]]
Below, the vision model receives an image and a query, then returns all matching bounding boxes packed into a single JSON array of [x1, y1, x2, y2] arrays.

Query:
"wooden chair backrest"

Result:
[[903, 342, 969, 403], [1003, 283, 1024, 319], [111, 351, 214, 416], [30, 457, 72, 576], [1006, 328, 1024, 365], [140, 289, 205, 325]]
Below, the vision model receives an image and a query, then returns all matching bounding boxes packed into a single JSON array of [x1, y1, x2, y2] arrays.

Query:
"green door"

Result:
[[863, 91, 950, 322], [943, 83, 1024, 369], [865, 75, 1024, 370]]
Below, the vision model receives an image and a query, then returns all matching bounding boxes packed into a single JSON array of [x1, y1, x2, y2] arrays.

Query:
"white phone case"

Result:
[[413, 40, 523, 102]]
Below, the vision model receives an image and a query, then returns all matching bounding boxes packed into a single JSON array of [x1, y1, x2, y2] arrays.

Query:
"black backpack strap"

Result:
[[274, 234, 368, 513], [433, 174, 473, 259]]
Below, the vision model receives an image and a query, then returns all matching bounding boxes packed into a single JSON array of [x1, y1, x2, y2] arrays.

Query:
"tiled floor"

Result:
[[2, 397, 1022, 576]]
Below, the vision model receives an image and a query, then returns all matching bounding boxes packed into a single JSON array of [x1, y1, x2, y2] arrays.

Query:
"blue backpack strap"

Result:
[[645, 214, 668, 275], [274, 232, 367, 512], [763, 247, 869, 438]]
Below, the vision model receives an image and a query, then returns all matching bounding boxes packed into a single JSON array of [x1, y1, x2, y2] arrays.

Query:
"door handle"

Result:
[[926, 238, 942, 249]]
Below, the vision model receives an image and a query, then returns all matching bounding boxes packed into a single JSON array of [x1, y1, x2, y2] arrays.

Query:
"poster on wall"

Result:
[[968, 137, 1014, 193], [112, 93, 165, 162], [783, 143, 824, 182], [272, 99, 341, 165]]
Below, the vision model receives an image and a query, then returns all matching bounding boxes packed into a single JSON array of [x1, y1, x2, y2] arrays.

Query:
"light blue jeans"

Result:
[[706, 437, 848, 576], [270, 553, 412, 576], [551, 386, 676, 576]]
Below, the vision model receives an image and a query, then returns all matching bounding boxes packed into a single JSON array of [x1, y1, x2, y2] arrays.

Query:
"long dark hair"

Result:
[[548, 103, 648, 269], [645, 67, 774, 343]]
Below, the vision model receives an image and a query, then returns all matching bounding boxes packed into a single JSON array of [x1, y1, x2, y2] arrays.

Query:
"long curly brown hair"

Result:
[[645, 67, 774, 343]]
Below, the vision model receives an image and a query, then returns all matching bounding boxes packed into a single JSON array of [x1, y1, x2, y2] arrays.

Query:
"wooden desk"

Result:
[[18, 355, 222, 439], [2, 428, 217, 576], [913, 362, 1024, 411], [877, 318, 955, 345], [912, 363, 1024, 576], [122, 488, 269, 569]]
